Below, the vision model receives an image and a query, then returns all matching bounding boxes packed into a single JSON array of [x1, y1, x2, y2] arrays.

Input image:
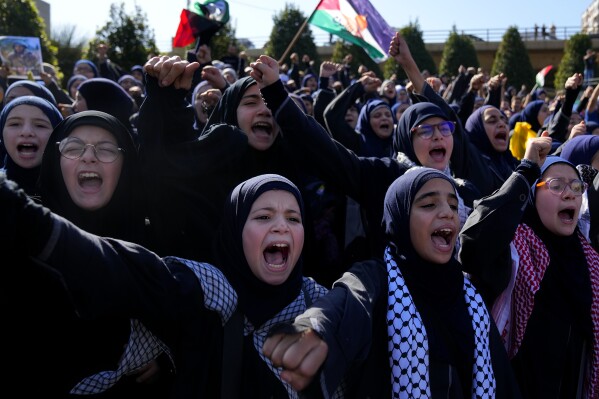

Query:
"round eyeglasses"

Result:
[[410, 121, 455, 139], [535, 178, 587, 196], [57, 137, 123, 163]]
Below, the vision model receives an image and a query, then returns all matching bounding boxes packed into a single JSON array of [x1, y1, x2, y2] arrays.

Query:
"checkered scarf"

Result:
[[386, 247, 496, 398], [498, 224, 599, 398]]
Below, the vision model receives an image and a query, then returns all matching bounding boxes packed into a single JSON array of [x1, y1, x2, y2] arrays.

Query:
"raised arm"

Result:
[[459, 136, 552, 303]]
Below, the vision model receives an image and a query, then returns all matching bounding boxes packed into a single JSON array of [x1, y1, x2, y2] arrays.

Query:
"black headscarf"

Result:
[[383, 167, 474, 390], [77, 78, 135, 132], [4, 80, 57, 106], [39, 110, 146, 244], [523, 156, 592, 330], [213, 174, 305, 327], [392, 102, 449, 164], [355, 98, 394, 158], [465, 105, 518, 180], [519, 100, 545, 133], [204, 76, 257, 130], [0, 96, 63, 198]]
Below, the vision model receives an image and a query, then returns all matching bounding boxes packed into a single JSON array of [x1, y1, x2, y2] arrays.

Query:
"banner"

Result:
[[308, 0, 395, 63]]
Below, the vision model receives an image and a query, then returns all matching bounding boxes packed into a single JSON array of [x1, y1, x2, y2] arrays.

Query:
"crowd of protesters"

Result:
[[0, 30, 598, 398]]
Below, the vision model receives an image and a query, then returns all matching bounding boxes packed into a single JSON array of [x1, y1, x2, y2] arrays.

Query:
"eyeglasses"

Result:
[[410, 121, 455, 139], [57, 137, 123, 163], [535, 178, 587, 196]]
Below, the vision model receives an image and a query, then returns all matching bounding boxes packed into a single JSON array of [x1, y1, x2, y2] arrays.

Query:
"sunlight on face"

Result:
[[60, 125, 124, 211], [409, 178, 459, 264], [242, 190, 304, 286], [236, 84, 280, 151], [2, 104, 54, 169]]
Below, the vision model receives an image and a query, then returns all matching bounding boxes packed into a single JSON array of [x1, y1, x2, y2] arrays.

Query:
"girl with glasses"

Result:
[[460, 135, 599, 398]]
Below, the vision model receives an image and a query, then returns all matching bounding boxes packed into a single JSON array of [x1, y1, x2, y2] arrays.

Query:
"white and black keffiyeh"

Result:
[[70, 319, 172, 394], [385, 247, 496, 398]]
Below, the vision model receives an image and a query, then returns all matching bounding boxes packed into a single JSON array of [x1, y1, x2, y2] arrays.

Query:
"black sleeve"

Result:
[[459, 161, 540, 304], [279, 259, 387, 398], [323, 82, 365, 153], [312, 87, 335, 130], [546, 85, 581, 143]]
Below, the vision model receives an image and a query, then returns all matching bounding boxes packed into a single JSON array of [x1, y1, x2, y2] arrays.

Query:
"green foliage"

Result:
[[210, 23, 242, 61], [389, 23, 436, 83], [439, 29, 479, 77], [331, 41, 382, 78], [554, 33, 591, 89], [0, 0, 58, 65], [49, 25, 87, 86], [491, 26, 535, 90], [264, 3, 319, 67], [85, 3, 159, 71]]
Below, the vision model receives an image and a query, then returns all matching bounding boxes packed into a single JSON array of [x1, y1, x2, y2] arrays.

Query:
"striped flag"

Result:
[[308, 0, 395, 63]]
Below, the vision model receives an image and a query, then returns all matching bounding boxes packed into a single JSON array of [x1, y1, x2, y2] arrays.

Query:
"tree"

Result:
[[439, 28, 479, 78], [210, 22, 243, 62], [383, 22, 436, 84], [554, 33, 592, 89], [264, 4, 319, 68], [331, 40, 382, 79], [491, 26, 535, 91], [0, 0, 58, 66], [50, 24, 88, 85], [85, 3, 159, 72]]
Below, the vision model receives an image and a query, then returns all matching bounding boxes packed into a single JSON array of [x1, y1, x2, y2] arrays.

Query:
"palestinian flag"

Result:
[[535, 65, 553, 87], [308, 0, 395, 63]]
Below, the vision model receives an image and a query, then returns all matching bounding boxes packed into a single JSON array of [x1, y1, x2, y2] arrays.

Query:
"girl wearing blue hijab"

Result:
[[354, 98, 394, 158]]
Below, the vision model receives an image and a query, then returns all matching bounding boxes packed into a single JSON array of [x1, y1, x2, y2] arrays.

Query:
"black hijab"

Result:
[[465, 105, 518, 180], [524, 156, 592, 330], [213, 174, 305, 327], [77, 78, 135, 133], [0, 96, 63, 198], [392, 102, 449, 165], [355, 98, 394, 158], [383, 167, 474, 389], [39, 110, 146, 244], [204, 76, 257, 130]]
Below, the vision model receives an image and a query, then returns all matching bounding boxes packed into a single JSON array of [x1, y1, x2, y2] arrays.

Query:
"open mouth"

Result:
[[17, 143, 38, 154], [494, 132, 507, 142], [252, 121, 273, 137], [78, 172, 103, 189], [263, 243, 289, 268], [431, 228, 454, 249], [558, 207, 575, 223], [429, 147, 446, 161]]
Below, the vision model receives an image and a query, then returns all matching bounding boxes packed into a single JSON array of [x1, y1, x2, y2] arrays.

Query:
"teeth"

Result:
[[272, 243, 288, 248], [79, 172, 100, 179]]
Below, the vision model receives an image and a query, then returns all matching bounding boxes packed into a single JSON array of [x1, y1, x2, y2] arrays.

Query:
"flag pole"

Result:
[[277, 4, 319, 65]]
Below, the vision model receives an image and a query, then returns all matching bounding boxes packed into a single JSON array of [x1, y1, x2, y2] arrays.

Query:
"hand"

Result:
[[58, 103, 75, 118], [523, 132, 552, 168], [564, 73, 583, 90], [201, 65, 227, 90], [199, 89, 222, 111], [250, 55, 280, 88], [568, 120, 587, 140], [487, 73, 505, 91], [388, 32, 414, 67], [144, 56, 199, 89], [195, 44, 212, 65], [583, 85, 595, 98], [469, 73, 485, 92], [263, 329, 328, 391], [358, 74, 381, 93], [129, 359, 160, 384], [320, 61, 341, 79], [39, 71, 53, 86]]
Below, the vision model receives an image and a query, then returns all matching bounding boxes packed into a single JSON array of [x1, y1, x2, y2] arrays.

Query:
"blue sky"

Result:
[[44, 0, 594, 52]]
